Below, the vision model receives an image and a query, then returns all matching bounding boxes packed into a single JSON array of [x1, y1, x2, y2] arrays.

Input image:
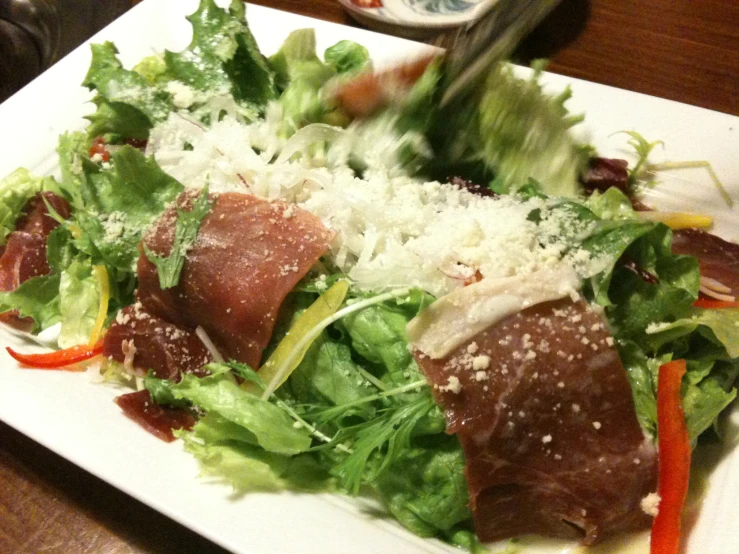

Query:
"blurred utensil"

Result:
[[334, 0, 561, 118], [435, 0, 562, 107]]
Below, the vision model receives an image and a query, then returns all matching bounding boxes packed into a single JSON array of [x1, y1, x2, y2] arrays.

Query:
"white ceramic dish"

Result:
[[1, 1, 739, 553], [338, 0, 496, 39]]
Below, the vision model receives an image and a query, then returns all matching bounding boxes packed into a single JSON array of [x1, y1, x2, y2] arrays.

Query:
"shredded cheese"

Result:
[[147, 113, 601, 298]]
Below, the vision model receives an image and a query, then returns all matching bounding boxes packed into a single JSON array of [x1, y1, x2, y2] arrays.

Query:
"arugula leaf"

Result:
[[617, 341, 662, 437], [159, 372, 312, 455], [144, 187, 213, 289], [618, 131, 663, 186], [0, 168, 56, 245], [334, 392, 437, 493], [57, 259, 99, 348], [605, 227, 699, 337], [0, 274, 61, 332]]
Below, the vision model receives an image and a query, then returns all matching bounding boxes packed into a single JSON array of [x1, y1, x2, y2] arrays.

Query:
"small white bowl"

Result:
[[339, 0, 499, 40]]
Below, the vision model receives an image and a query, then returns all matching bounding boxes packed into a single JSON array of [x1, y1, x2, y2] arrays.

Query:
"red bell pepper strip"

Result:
[[651, 359, 691, 554], [693, 298, 739, 309], [6, 339, 104, 370]]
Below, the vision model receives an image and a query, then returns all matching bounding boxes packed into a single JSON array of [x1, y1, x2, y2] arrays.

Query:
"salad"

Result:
[[1, 1, 738, 552]]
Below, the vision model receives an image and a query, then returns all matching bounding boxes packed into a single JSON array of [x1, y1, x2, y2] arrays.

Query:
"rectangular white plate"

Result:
[[1, 1, 738, 553]]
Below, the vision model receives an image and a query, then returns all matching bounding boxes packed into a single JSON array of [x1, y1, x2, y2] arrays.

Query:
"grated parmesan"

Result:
[[147, 110, 604, 297]]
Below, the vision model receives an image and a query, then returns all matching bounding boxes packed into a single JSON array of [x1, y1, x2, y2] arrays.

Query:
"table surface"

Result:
[[1, 1, 738, 553]]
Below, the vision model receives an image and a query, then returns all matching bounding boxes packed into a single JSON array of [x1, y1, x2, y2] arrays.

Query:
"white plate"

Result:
[[1, 1, 739, 553]]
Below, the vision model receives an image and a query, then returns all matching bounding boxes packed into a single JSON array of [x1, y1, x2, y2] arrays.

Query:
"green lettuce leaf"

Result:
[[617, 341, 662, 437], [646, 308, 739, 359], [83, 41, 173, 126], [155, 372, 311, 455], [0, 274, 61, 332], [289, 334, 375, 407], [478, 64, 588, 196], [269, 29, 337, 133], [604, 226, 699, 337], [82, 0, 276, 140], [324, 40, 371, 74], [341, 303, 416, 381], [178, 412, 330, 493], [63, 144, 183, 274], [57, 259, 99, 348], [375, 438, 471, 537], [683, 360, 738, 442], [163, 0, 276, 107], [402, 61, 590, 196], [85, 95, 151, 143]]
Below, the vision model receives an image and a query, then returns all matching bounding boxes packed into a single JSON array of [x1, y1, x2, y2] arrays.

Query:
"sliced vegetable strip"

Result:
[[651, 359, 690, 554], [6, 339, 103, 369], [244, 279, 349, 395], [693, 299, 739, 309], [88, 264, 110, 346]]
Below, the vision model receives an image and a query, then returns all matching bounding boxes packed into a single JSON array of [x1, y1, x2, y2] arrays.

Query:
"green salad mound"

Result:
[[1, 1, 737, 550]]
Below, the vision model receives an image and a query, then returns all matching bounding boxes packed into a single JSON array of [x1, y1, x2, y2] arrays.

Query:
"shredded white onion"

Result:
[[699, 286, 736, 302], [195, 326, 225, 363], [700, 276, 733, 294]]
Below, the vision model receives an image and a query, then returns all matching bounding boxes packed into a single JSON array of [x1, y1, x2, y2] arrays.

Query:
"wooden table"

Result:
[[0, 1, 737, 553]]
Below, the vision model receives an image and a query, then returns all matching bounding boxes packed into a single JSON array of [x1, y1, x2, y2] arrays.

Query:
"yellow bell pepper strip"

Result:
[[242, 279, 349, 395], [637, 211, 713, 230]]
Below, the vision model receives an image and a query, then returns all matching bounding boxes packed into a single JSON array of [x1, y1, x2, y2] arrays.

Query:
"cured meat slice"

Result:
[[413, 298, 657, 544], [0, 192, 71, 330], [115, 390, 196, 443], [0, 191, 70, 291], [103, 302, 211, 380], [672, 228, 739, 295], [138, 191, 333, 369], [581, 157, 629, 194]]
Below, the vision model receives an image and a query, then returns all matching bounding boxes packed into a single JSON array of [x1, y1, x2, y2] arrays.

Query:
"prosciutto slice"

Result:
[[581, 157, 629, 194], [102, 302, 212, 380], [137, 191, 333, 369], [671, 228, 739, 295], [115, 390, 196, 443], [413, 298, 657, 544], [0, 192, 70, 330]]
